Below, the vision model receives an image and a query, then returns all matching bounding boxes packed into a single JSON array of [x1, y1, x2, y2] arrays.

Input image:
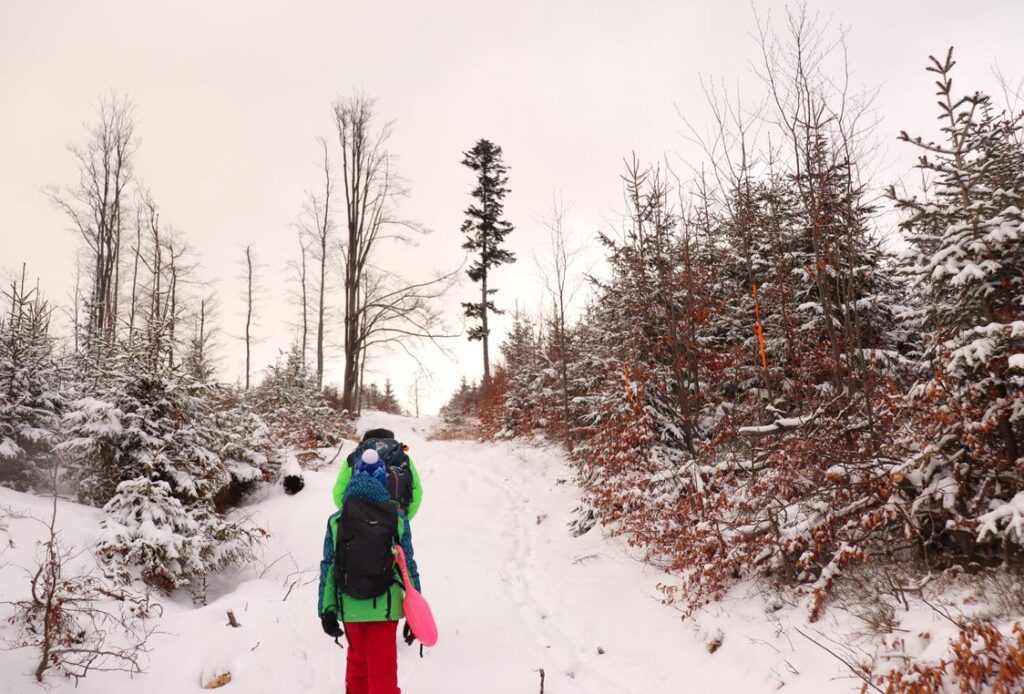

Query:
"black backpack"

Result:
[[335, 496, 399, 601], [348, 433, 415, 510]]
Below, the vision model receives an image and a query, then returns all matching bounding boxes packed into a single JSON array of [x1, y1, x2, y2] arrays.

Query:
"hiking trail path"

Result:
[[0, 411, 860, 693]]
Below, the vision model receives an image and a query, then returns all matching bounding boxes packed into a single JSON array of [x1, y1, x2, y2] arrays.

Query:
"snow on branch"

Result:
[[977, 492, 1024, 545], [738, 409, 820, 437]]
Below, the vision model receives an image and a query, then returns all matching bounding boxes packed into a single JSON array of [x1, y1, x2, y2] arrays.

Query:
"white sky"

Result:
[[2, 0, 1023, 414]]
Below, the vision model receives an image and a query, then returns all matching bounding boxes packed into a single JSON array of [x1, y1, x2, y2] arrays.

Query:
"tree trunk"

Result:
[[357, 345, 367, 416], [128, 226, 141, 344], [341, 216, 360, 412], [197, 299, 207, 377], [299, 240, 308, 361], [168, 251, 177, 368], [558, 313, 571, 448], [245, 247, 253, 391], [317, 230, 327, 388], [481, 270, 491, 386]]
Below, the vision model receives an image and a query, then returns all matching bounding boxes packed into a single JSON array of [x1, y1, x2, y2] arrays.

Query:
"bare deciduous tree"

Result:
[[242, 245, 258, 390], [335, 95, 390, 411], [754, 5, 881, 403], [49, 95, 137, 346], [310, 138, 334, 388], [333, 94, 441, 412], [407, 366, 433, 419], [130, 191, 196, 369], [534, 194, 586, 448], [351, 266, 459, 414], [69, 254, 85, 353], [126, 200, 145, 345], [287, 234, 310, 360], [184, 295, 219, 382]]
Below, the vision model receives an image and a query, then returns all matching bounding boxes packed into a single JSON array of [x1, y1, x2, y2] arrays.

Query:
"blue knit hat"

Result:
[[354, 448, 388, 487]]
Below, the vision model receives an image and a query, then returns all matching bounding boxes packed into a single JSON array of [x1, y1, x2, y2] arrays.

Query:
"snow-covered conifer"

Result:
[[891, 49, 1024, 551], [493, 311, 543, 438], [97, 476, 258, 592], [247, 342, 349, 450], [0, 273, 64, 491]]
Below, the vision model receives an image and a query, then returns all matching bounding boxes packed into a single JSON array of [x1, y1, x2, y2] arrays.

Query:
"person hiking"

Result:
[[332, 428, 423, 521], [318, 451, 421, 694]]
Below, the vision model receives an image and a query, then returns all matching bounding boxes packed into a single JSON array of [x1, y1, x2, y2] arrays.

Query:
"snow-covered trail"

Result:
[[302, 412, 703, 693], [396, 415, 689, 693], [0, 412, 863, 693]]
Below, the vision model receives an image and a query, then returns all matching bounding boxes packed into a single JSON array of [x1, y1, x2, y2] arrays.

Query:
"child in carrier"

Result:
[[317, 450, 421, 694], [332, 428, 423, 520]]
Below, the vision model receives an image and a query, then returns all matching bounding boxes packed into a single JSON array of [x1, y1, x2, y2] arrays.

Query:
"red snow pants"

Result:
[[344, 620, 401, 694]]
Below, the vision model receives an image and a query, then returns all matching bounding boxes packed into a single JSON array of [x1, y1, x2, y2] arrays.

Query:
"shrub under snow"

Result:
[[97, 477, 260, 592]]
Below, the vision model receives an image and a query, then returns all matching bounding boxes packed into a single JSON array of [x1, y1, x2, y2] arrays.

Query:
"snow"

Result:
[[279, 454, 303, 480], [0, 438, 23, 459], [0, 411, 999, 692], [738, 411, 817, 435], [978, 491, 1024, 543], [228, 460, 263, 483], [65, 397, 124, 436]]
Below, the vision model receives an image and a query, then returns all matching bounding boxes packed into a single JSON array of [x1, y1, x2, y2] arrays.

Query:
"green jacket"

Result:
[[317, 475, 421, 622], [332, 454, 423, 520]]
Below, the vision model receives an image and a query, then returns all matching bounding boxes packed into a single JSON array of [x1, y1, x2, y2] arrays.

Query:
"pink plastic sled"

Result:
[[394, 545, 438, 647]]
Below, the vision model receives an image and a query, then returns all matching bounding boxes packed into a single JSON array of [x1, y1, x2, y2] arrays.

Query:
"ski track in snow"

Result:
[[0, 412, 877, 693]]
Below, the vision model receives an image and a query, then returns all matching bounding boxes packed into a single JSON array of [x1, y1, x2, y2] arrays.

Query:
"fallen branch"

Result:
[[257, 551, 296, 579], [325, 440, 348, 466], [795, 628, 882, 693], [738, 409, 820, 437]]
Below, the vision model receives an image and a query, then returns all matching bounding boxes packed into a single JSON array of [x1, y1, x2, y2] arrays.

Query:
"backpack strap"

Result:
[[336, 576, 345, 624]]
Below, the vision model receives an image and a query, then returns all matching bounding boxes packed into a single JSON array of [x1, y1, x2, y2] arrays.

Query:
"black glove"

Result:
[[321, 612, 343, 638], [402, 620, 416, 646]]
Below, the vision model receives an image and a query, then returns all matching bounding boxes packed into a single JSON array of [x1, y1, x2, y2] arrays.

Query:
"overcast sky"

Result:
[[2, 1, 1023, 414]]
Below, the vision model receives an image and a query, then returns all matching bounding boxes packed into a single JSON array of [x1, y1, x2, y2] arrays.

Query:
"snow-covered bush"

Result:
[[0, 277, 63, 491], [97, 477, 261, 592], [210, 391, 279, 510], [60, 343, 266, 592], [881, 621, 1024, 692], [247, 343, 351, 451], [475, 310, 592, 445], [434, 378, 484, 440], [61, 347, 229, 508], [488, 313, 543, 438]]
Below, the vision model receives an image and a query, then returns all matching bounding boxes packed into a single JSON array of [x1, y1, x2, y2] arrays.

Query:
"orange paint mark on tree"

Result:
[[752, 283, 769, 375]]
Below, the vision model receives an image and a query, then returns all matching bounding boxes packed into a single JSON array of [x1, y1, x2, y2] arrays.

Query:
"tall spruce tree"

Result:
[[460, 139, 515, 385]]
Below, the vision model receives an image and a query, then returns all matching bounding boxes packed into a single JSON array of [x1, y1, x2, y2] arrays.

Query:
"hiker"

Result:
[[333, 428, 423, 520], [318, 451, 421, 694]]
